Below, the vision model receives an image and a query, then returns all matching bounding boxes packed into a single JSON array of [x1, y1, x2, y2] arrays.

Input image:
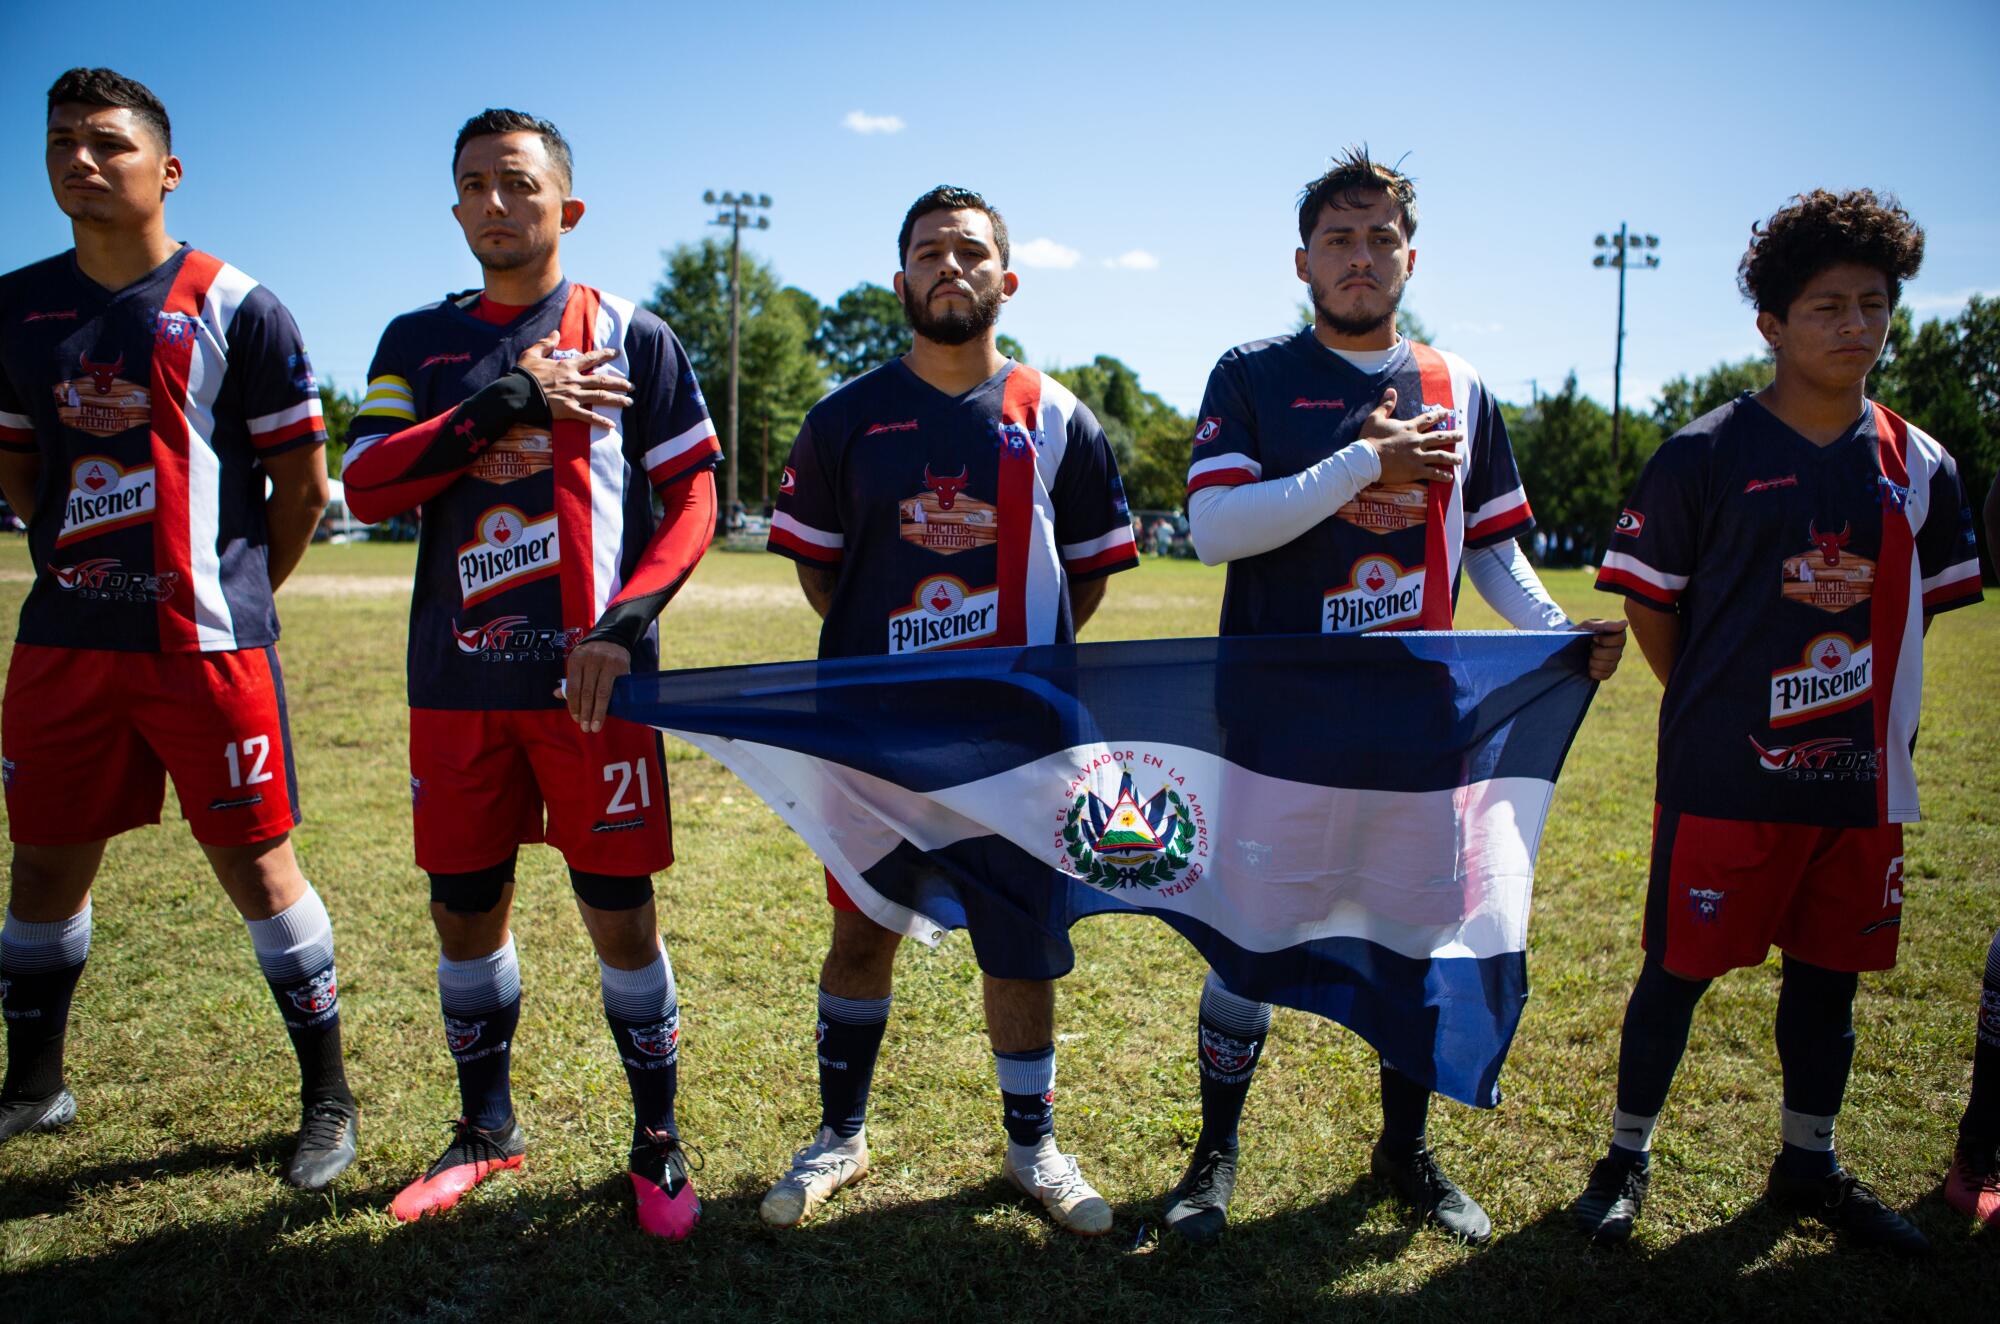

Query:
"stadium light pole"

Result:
[[705, 189, 772, 524], [1592, 224, 1660, 471]]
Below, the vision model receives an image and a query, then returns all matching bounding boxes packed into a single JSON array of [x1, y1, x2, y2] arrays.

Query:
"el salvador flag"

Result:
[[614, 631, 1597, 1107]]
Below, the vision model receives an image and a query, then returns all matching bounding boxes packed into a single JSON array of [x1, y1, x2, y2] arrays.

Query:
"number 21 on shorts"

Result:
[[604, 760, 652, 814], [225, 735, 275, 788]]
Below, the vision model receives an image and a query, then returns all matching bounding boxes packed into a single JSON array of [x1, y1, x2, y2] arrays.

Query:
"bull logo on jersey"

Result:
[[628, 1016, 681, 1061], [1199, 1026, 1260, 1079], [470, 424, 554, 483], [1687, 888, 1725, 924], [287, 968, 339, 1016], [52, 351, 150, 437], [444, 1017, 483, 1054], [1780, 522, 1875, 613], [1336, 482, 1428, 535], [458, 505, 560, 607], [1747, 734, 1879, 782], [899, 468, 997, 555], [887, 574, 998, 654], [1769, 632, 1873, 727], [1062, 764, 1200, 893], [58, 456, 157, 547], [1322, 554, 1425, 634]]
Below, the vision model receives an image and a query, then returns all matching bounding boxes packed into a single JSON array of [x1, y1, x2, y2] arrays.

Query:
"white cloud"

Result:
[[1102, 249, 1160, 271], [1015, 238, 1082, 269], [842, 110, 905, 135], [1904, 286, 1994, 315]]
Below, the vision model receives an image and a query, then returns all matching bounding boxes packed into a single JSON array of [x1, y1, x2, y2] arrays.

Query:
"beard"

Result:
[[901, 276, 1004, 346], [473, 236, 551, 273], [1309, 271, 1404, 337]]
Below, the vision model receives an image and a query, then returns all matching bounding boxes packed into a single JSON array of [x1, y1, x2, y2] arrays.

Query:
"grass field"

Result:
[[0, 539, 1994, 1322]]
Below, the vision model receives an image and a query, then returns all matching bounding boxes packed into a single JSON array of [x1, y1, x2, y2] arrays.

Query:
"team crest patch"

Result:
[[888, 574, 998, 654], [898, 465, 997, 555], [1978, 990, 2000, 1047], [1687, 888, 1724, 924], [470, 425, 554, 483], [444, 1016, 483, 1054], [1198, 1026, 1260, 1078], [996, 421, 1035, 454], [1336, 482, 1428, 535], [1780, 521, 1875, 613], [628, 1016, 681, 1060], [1322, 554, 1424, 633], [288, 351, 316, 394], [52, 352, 150, 437], [287, 968, 339, 1015], [1060, 761, 1203, 893], [155, 311, 197, 347]]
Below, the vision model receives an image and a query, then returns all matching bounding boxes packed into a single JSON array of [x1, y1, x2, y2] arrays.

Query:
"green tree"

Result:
[[1508, 373, 1660, 565], [997, 334, 1027, 363], [648, 240, 828, 511], [1652, 354, 1773, 435], [319, 379, 360, 474], [814, 283, 910, 383], [1051, 355, 1190, 512]]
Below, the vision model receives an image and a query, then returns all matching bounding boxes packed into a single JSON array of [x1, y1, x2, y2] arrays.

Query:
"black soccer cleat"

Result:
[[1571, 1153, 1651, 1243], [1164, 1143, 1239, 1244], [0, 1087, 76, 1144], [1371, 1142, 1492, 1245], [286, 1096, 359, 1190], [1765, 1159, 1930, 1256]]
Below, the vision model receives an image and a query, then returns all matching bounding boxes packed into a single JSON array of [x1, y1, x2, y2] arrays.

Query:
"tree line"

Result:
[[321, 247, 1999, 575]]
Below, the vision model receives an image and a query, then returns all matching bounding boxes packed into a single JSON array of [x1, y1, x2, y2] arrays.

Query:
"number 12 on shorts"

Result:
[[604, 760, 652, 814], [225, 736, 274, 788]]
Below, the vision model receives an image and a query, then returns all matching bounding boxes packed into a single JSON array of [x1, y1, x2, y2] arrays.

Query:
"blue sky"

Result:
[[5, 0, 1996, 414]]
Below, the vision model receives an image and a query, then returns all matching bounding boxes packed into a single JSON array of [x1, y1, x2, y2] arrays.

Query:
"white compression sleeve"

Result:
[[1464, 537, 1570, 630], [1188, 441, 1383, 565]]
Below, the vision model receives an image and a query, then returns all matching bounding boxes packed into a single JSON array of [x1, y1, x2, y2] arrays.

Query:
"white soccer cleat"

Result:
[[759, 1126, 870, 1228], [1005, 1137, 1113, 1236]]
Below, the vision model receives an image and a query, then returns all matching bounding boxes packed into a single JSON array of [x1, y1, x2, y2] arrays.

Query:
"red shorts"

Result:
[[3, 643, 300, 847], [826, 866, 861, 912], [410, 708, 672, 876], [1644, 805, 1905, 978]]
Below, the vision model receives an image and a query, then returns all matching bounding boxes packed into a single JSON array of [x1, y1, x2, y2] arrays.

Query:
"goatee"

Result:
[[902, 278, 1004, 346], [1309, 274, 1400, 338]]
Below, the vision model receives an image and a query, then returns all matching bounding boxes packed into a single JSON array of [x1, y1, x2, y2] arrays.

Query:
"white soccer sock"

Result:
[[1781, 1107, 1837, 1152], [1610, 1108, 1658, 1154]]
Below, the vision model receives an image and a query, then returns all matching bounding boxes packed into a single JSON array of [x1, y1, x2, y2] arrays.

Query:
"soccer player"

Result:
[[341, 110, 719, 1239], [0, 68, 355, 1187], [1942, 475, 2000, 1228], [1169, 148, 1627, 1245], [1574, 190, 1981, 1253], [758, 186, 1139, 1234]]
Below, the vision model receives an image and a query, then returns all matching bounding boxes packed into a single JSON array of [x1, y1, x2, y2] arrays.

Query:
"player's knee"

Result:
[[429, 858, 516, 916], [828, 909, 900, 966], [568, 868, 653, 913]]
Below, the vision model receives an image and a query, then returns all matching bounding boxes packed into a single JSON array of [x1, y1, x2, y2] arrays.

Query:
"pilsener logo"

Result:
[[888, 574, 998, 654], [1769, 632, 1872, 727], [1322, 555, 1424, 633], [457, 505, 560, 607], [58, 456, 156, 547]]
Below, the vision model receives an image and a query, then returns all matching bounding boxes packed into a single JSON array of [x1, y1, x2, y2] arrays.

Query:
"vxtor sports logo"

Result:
[[48, 557, 179, 603], [450, 615, 583, 662], [1747, 734, 1879, 782]]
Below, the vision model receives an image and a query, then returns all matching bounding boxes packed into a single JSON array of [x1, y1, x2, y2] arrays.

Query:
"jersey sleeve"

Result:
[[347, 325, 419, 453], [1052, 400, 1139, 578], [0, 358, 32, 453], [767, 414, 844, 567], [228, 288, 327, 457], [1461, 383, 1535, 547], [1916, 442, 1983, 615], [1185, 355, 1261, 495], [1595, 437, 1700, 611], [623, 317, 721, 491]]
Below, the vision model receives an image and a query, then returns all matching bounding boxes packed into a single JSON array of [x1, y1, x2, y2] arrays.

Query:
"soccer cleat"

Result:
[[1944, 1137, 2000, 1227], [0, 1087, 76, 1144], [285, 1096, 358, 1190], [629, 1128, 702, 1241], [1371, 1142, 1492, 1245], [1005, 1137, 1113, 1237], [1163, 1143, 1238, 1244], [759, 1126, 869, 1228], [390, 1116, 525, 1222], [1571, 1153, 1651, 1243], [1765, 1159, 1930, 1256]]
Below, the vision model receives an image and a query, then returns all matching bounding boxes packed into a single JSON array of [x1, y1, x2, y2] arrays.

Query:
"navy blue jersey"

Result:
[[1598, 396, 1981, 827], [0, 246, 325, 652], [345, 281, 718, 710], [1185, 331, 1533, 636], [768, 359, 1138, 659]]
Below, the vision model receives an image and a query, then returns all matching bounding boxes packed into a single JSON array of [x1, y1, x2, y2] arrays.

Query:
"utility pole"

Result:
[[704, 189, 772, 525], [1592, 224, 1660, 471]]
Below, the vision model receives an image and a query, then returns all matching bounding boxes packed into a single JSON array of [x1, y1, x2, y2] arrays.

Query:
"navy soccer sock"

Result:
[[600, 942, 680, 1146], [244, 887, 352, 1107], [0, 905, 91, 1101], [438, 938, 521, 1131], [1378, 1062, 1432, 1157], [816, 988, 891, 1139], [1607, 958, 1712, 1166], [1774, 955, 1857, 1180], [1964, 927, 2000, 1144], [1194, 970, 1270, 1153], [995, 1045, 1056, 1149]]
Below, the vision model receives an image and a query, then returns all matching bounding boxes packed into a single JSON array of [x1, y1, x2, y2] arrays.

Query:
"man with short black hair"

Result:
[[1167, 147, 1626, 1246], [758, 185, 1139, 1235], [0, 68, 355, 1188], [1574, 188, 1981, 1254], [343, 108, 720, 1239]]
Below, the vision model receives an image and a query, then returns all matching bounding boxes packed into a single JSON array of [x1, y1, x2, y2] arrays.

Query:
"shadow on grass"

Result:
[[0, 1127, 296, 1222]]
